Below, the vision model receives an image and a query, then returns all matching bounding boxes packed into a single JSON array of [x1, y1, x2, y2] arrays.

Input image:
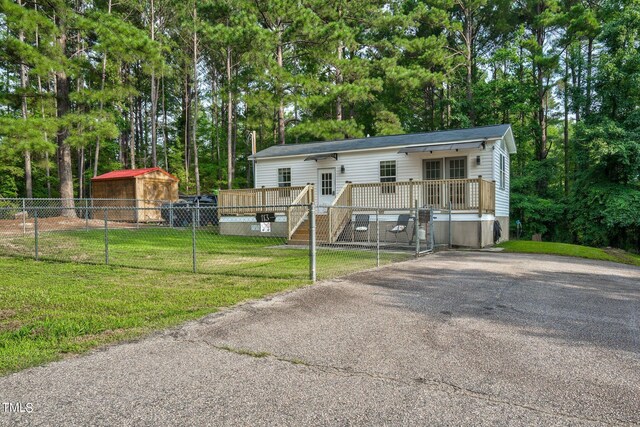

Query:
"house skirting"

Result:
[[432, 213, 509, 248], [496, 216, 509, 243], [219, 215, 288, 238], [220, 212, 509, 248]]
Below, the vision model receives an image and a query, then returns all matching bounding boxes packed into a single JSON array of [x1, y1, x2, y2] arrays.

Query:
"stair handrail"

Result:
[[327, 182, 353, 243], [287, 184, 314, 240]]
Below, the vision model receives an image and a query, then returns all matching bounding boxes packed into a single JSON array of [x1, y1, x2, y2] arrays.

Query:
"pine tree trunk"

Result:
[[150, 0, 158, 167], [129, 93, 136, 169], [464, 6, 475, 125], [45, 152, 51, 197], [192, 6, 201, 195], [336, 40, 343, 121], [277, 31, 285, 145], [183, 71, 190, 192], [94, 0, 111, 177], [211, 67, 221, 181], [162, 73, 168, 171], [564, 52, 570, 196], [227, 44, 234, 188], [585, 37, 593, 117], [18, 0, 32, 198], [35, 7, 50, 197], [78, 148, 84, 198], [55, 13, 75, 216]]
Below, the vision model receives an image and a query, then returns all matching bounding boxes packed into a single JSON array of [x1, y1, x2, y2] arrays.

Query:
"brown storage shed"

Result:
[[91, 167, 179, 222]]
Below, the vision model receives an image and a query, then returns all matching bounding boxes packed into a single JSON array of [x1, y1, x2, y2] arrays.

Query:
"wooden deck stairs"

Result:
[[287, 215, 331, 245]]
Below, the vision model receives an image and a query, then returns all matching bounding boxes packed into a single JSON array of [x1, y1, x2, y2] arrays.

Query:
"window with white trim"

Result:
[[499, 154, 506, 190], [424, 160, 442, 180], [278, 168, 291, 187], [380, 161, 396, 194]]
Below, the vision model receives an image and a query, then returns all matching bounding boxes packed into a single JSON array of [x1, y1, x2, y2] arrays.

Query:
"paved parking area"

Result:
[[1, 252, 639, 426]]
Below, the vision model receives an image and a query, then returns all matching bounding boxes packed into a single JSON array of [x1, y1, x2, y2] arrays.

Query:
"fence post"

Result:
[[104, 208, 109, 265], [169, 201, 174, 228], [429, 209, 435, 252], [34, 209, 39, 261], [309, 204, 316, 282], [448, 200, 452, 249], [22, 199, 26, 235], [415, 200, 420, 257], [376, 209, 380, 268], [191, 207, 197, 273], [85, 199, 89, 231], [136, 200, 140, 229]]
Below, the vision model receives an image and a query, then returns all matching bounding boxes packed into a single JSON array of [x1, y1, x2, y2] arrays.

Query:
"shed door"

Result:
[[317, 168, 336, 207]]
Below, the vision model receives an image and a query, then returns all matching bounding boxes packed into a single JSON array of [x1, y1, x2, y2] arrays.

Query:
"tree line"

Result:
[[0, 0, 638, 250]]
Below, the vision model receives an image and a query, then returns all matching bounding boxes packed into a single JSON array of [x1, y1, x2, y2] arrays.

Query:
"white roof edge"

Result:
[[503, 126, 517, 154], [252, 137, 503, 161]]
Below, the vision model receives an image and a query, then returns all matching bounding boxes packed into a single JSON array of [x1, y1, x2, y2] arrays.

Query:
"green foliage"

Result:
[[1, 0, 639, 252], [0, 174, 18, 198]]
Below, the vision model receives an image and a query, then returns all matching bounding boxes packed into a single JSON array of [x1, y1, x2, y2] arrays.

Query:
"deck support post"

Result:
[[409, 179, 414, 209]]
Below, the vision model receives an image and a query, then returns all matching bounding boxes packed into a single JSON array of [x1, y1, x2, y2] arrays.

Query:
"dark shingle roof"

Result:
[[252, 124, 512, 159]]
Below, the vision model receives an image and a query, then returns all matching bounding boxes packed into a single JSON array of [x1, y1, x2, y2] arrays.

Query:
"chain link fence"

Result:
[[0, 198, 435, 282]]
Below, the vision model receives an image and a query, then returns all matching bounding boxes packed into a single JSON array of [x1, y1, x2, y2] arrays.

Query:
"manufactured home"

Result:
[[219, 124, 516, 248]]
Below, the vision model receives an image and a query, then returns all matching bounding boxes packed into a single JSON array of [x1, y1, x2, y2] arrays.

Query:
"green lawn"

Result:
[[498, 240, 640, 267], [0, 229, 412, 375], [0, 257, 310, 376]]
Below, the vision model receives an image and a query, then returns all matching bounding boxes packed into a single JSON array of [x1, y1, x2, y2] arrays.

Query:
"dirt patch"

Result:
[[72, 329, 128, 345], [0, 309, 17, 321], [0, 216, 145, 236], [0, 320, 23, 333], [603, 248, 640, 266]]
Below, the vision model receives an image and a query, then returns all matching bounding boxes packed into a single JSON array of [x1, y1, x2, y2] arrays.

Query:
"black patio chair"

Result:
[[352, 214, 370, 242], [386, 214, 411, 243]]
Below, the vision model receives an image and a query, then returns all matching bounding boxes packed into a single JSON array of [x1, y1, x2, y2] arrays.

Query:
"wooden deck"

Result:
[[219, 178, 495, 245]]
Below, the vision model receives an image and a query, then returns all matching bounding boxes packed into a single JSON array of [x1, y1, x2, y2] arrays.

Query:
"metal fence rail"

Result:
[[0, 199, 435, 282]]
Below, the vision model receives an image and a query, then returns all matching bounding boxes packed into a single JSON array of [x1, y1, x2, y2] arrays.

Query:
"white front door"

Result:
[[317, 168, 336, 207]]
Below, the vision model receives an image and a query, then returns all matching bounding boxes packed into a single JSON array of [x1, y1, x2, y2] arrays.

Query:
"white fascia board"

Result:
[[254, 138, 503, 162]]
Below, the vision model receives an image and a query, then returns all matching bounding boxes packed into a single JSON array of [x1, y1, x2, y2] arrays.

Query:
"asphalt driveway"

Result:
[[1, 252, 639, 426]]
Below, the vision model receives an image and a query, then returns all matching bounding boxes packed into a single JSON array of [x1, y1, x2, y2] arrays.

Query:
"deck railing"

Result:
[[326, 177, 495, 243], [346, 177, 495, 214], [286, 184, 314, 239], [218, 185, 308, 215], [327, 183, 353, 243]]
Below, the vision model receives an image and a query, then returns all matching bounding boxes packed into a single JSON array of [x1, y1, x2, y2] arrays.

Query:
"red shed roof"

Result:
[[91, 167, 178, 181]]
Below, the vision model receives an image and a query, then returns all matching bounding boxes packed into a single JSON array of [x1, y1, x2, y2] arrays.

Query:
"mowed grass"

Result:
[[0, 229, 412, 375], [0, 256, 310, 376], [498, 240, 640, 267], [0, 227, 410, 279]]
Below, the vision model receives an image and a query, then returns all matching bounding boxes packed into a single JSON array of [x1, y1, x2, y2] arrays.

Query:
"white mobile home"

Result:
[[221, 124, 516, 248]]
